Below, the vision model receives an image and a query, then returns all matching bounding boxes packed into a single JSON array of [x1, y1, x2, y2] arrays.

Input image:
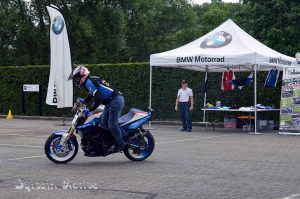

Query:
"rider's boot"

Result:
[[108, 141, 125, 153]]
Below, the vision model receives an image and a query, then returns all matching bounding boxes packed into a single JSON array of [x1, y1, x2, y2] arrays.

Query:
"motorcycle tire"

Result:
[[123, 131, 155, 161], [44, 134, 78, 164]]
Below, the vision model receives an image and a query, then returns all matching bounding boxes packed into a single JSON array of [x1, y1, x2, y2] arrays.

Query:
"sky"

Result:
[[192, 0, 240, 4]]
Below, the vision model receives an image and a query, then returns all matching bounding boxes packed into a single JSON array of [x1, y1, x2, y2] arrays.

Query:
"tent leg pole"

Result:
[[203, 67, 208, 122], [252, 64, 262, 135], [255, 64, 257, 133], [203, 93, 206, 122], [149, 65, 153, 128]]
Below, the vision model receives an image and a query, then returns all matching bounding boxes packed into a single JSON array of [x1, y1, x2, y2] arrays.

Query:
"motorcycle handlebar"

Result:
[[71, 98, 87, 111]]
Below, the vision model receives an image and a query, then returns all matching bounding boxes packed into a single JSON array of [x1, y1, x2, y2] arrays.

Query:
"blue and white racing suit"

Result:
[[83, 76, 126, 149]]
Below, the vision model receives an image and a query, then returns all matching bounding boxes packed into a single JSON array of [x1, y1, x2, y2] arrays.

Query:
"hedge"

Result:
[[0, 63, 282, 122]]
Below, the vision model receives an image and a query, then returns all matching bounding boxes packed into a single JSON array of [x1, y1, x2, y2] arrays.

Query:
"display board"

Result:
[[279, 67, 300, 135]]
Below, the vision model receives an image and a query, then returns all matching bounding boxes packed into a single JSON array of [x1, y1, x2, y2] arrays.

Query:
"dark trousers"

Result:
[[179, 102, 192, 130]]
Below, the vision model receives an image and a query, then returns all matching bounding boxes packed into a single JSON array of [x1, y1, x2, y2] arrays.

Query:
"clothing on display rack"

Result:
[[256, 104, 274, 109], [239, 107, 255, 111], [239, 104, 275, 111], [229, 105, 240, 109], [221, 69, 235, 91], [231, 72, 253, 89], [265, 68, 279, 88], [205, 103, 275, 110], [219, 106, 231, 110]]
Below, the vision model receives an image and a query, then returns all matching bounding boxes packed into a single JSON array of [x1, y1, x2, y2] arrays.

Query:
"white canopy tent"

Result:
[[149, 19, 297, 133]]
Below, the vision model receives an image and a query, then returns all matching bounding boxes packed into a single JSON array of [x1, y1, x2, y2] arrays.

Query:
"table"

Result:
[[202, 109, 280, 112], [201, 108, 280, 134]]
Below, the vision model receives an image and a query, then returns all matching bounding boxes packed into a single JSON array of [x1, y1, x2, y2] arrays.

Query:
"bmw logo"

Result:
[[52, 16, 64, 35], [200, 31, 232, 49]]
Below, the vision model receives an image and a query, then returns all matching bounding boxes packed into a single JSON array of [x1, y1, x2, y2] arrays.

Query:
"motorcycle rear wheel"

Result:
[[123, 131, 155, 161], [44, 134, 78, 164]]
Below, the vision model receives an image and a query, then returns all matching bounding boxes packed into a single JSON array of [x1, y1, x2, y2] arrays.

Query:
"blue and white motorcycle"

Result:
[[44, 100, 155, 163]]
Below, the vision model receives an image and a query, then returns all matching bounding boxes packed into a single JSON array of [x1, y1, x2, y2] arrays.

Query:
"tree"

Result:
[[0, 0, 299, 66], [194, 1, 243, 34], [120, 0, 198, 61], [235, 0, 300, 57]]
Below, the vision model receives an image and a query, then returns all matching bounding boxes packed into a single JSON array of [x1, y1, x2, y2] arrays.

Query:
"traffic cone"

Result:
[[7, 110, 13, 120]]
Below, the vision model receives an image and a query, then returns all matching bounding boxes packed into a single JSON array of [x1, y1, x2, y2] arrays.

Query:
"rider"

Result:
[[70, 65, 126, 152]]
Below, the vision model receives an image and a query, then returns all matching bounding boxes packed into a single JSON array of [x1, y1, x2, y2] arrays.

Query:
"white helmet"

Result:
[[69, 65, 90, 87]]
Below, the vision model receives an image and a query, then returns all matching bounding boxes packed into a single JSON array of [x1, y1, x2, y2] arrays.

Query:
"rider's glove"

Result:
[[77, 98, 85, 104], [83, 109, 92, 117]]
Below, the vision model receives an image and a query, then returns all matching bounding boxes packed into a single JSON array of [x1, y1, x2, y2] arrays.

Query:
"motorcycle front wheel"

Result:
[[123, 131, 155, 161], [44, 134, 78, 164]]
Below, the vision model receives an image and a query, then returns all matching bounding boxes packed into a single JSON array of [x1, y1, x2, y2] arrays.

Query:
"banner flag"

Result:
[[279, 67, 300, 135], [46, 5, 73, 108]]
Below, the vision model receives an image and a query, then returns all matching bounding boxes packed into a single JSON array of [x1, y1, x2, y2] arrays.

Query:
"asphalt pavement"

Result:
[[0, 119, 300, 199]]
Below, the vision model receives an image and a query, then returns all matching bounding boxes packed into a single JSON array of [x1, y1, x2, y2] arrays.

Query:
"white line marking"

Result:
[[280, 193, 300, 199], [0, 133, 33, 136], [7, 155, 46, 161], [157, 134, 237, 144], [0, 144, 43, 148], [0, 133, 48, 138], [33, 135, 48, 138]]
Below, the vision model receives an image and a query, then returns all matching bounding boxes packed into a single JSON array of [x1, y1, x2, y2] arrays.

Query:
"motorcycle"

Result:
[[44, 99, 155, 163]]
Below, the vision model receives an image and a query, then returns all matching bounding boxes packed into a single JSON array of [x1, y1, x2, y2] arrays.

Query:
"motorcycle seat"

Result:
[[119, 108, 148, 125], [93, 104, 105, 113]]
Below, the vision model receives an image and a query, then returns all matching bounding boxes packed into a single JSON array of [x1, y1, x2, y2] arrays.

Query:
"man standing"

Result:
[[175, 80, 194, 132]]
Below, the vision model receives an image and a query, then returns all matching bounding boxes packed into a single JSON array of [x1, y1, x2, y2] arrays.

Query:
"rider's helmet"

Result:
[[69, 65, 90, 87]]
